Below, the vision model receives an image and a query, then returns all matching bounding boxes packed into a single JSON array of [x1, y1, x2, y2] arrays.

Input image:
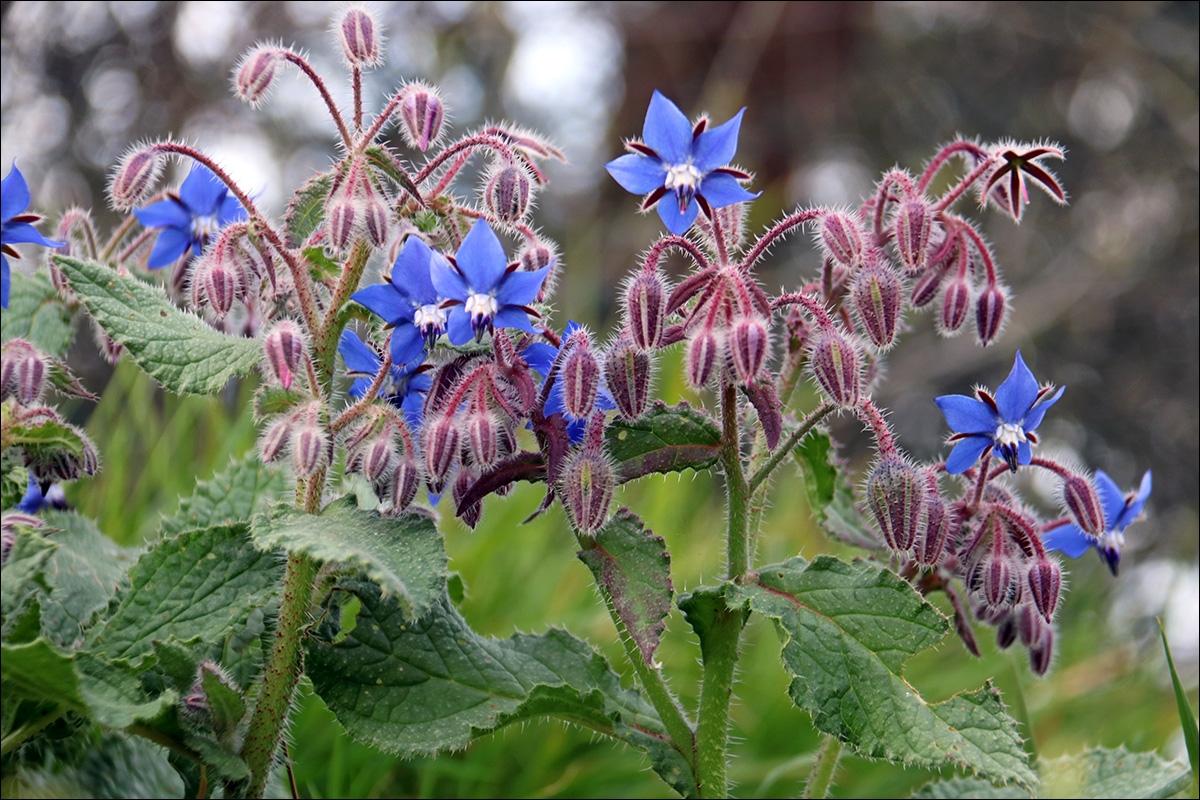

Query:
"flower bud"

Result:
[[865, 455, 922, 552], [325, 168, 361, 252], [939, 276, 972, 334], [975, 283, 1008, 347], [423, 414, 460, 485], [234, 47, 284, 106], [604, 338, 652, 420], [978, 551, 1021, 610], [390, 457, 420, 513], [685, 328, 720, 389], [561, 337, 601, 420], [1028, 627, 1055, 676], [291, 425, 329, 477], [559, 450, 616, 536], [464, 409, 500, 467], [397, 83, 445, 153], [808, 328, 861, 407], [110, 144, 165, 210], [1016, 601, 1044, 648], [263, 320, 306, 390], [894, 198, 931, 274], [914, 472, 953, 567], [485, 162, 532, 223], [1062, 473, 1106, 536], [15, 351, 47, 405], [624, 269, 668, 351], [363, 435, 397, 484], [1027, 557, 1062, 622], [258, 418, 292, 463], [819, 211, 863, 267], [851, 260, 902, 349], [360, 180, 390, 248], [910, 261, 949, 308], [1, 340, 37, 401], [995, 612, 1018, 650], [204, 258, 245, 317], [727, 315, 769, 387], [338, 6, 383, 68]]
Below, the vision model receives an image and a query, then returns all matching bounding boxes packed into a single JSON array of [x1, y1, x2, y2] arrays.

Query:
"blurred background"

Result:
[[2, 2, 1196, 797]]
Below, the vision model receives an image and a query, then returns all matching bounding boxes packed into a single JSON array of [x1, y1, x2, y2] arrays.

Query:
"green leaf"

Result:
[[302, 246, 342, 282], [913, 746, 1192, 798], [727, 555, 1034, 789], [307, 580, 698, 797], [1159, 619, 1199, 794], [70, 732, 185, 799], [606, 401, 721, 483], [577, 509, 673, 666], [1, 269, 73, 355], [39, 511, 140, 647], [3, 407, 89, 460], [4, 593, 42, 643], [793, 431, 880, 549], [200, 668, 246, 736], [364, 144, 422, 204], [89, 525, 283, 666], [52, 255, 260, 396], [75, 651, 177, 729], [2, 449, 29, 510], [1, 638, 82, 710], [678, 585, 746, 660], [158, 455, 286, 537], [253, 384, 307, 420], [1, 528, 56, 622], [286, 172, 333, 248], [250, 496, 446, 619]]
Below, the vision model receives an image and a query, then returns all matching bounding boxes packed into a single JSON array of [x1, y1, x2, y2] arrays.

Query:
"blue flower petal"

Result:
[[179, 165, 230, 216], [643, 91, 693, 165], [494, 305, 535, 333], [352, 283, 411, 325], [656, 194, 699, 235], [995, 351, 1039, 423], [1093, 470, 1125, 529], [1017, 438, 1032, 466], [1, 220, 62, 248], [606, 153, 665, 194], [698, 172, 758, 208], [430, 256, 470, 301], [219, 193, 247, 226], [1023, 385, 1064, 432], [455, 220, 507, 293], [936, 394, 996, 434], [146, 226, 193, 269], [339, 330, 382, 374], [494, 266, 548, 307], [134, 198, 192, 230], [400, 390, 425, 429], [522, 341, 557, 375], [445, 306, 474, 346], [389, 324, 425, 367], [392, 237, 440, 305], [1042, 523, 1095, 558], [2, 163, 32, 222], [692, 108, 745, 172], [945, 434, 993, 474]]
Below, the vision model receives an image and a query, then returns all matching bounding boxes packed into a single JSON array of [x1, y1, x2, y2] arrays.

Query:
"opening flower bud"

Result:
[[559, 450, 615, 536], [808, 328, 861, 407], [605, 338, 652, 420], [851, 260, 902, 349], [263, 321, 306, 390], [865, 455, 922, 552], [894, 198, 932, 274], [485, 162, 532, 223], [397, 83, 445, 153], [338, 6, 383, 68], [624, 269, 667, 351]]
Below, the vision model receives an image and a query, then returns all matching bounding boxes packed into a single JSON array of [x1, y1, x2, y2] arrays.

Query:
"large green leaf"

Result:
[[727, 555, 1034, 789], [606, 401, 721, 483], [793, 431, 880, 549], [70, 732, 185, 799], [88, 525, 283, 665], [250, 496, 445, 618], [1, 528, 55, 623], [52, 255, 260, 395], [577, 508, 673, 666], [1, 269, 73, 355], [2, 448, 29, 510], [307, 580, 698, 797], [912, 746, 1192, 798], [159, 455, 286, 537]]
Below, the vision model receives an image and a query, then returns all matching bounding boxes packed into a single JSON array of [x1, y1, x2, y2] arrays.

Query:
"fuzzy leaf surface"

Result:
[[251, 496, 445, 618], [285, 172, 333, 248], [1, 270, 73, 355], [606, 401, 720, 482], [1, 529, 55, 622], [306, 580, 697, 797], [2, 449, 28, 510], [577, 509, 672, 666], [53, 255, 259, 395], [88, 525, 282, 666], [159, 456, 285, 537], [728, 555, 1034, 789], [794, 431, 881, 549]]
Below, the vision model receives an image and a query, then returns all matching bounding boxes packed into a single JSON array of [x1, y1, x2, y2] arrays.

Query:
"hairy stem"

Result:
[[749, 403, 834, 493], [695, 608, 744, 799], [802, 735, 842, 799]]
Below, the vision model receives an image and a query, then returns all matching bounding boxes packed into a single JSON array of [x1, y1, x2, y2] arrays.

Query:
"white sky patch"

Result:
[[174, 1, 243, 67]]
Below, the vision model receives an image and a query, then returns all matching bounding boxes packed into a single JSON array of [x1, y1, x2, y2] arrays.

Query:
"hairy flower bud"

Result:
[[485, 162, 532, 223], [685, 328, 720, 389], [910, 261, 949, 308], [291, 425, 329, 477], [203, 257, 245, 317], [338, 6, 383, 68], [914, 472, 953, 567], [851, 260, 903, 349], [1, 340, 39, 402], [1028, 627, 1055, 676], [363, 435, 397, 484], [234, 47, 284, 106], [866, 455, 922, 552], [561, 337, 601, 420], [808, 328, 861, 407], [995, 612, 1018, 650], [624, 269, 668, 351], [397, 83, 445, 153], [894, 198, 932, 274], [1016, 601, 1044, 649], [975, 283, 1008, 347], [1027, 557, 1063, 622], [939, 276, 972, 334], [728, 315, 769, 387], [390, 457, 420, 513], [360, 179, 390, 248], [1062, 473, 1106, 536], [464, 409, 500, 468], [326, 166, 361, 252], [605, 338, 652, 420], [259, 418, 292, 463], [453, 468, 482, 528], [423, 414, 460, 485], [263, 320, 306, 390], [15, 351, 47, 406], [819, 211, 863, 267], [560, 450, 615, 536], [979, 551, 1022, 610], [110, 144, 165, 210]]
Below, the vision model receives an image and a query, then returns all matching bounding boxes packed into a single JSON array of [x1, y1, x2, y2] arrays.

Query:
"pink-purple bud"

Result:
[[110, 145, 165, 210], [604, 338, 652, 420], [728, 315, 769, 387], [338, 6, 383, 68], [1017, 601, 1044, 648], [995, 612, 1018, 650], [894, 198, 932, 274], [865, 455, 922, 552], [819, 211, 864, 267], [204, 258, 244, 317], [1028, 627, 1055, 676], [979, 551, 1021, 610], [808, 328, 861, 407], [939, 276, 972, 334], [685, 328, 720, 389], [485, 162, 532, 223], [363, 435, 397, 484], [910, 262, 948, 308], [561, 337, 600, 420], [15, 352, 47, 405], [235, 47, 283, 106], [975, 283, 1008, 347], [326, 167, 361, 251], [559, 450, 615, 536], [453, 468, 482, 528], [397, 83, 445, 153], [390, 457, 420, 513], [2, 340, 40, 403], [424, 414, 460, 484], [1062, 473, 1106, 536], [291, 425, 329, 477], [360, 180, 390, 248], [851, 260, 903, 349], [1027, 557, 1062, 622], [465, 410, 500, 468], [914, 473, 953, 567], [624, 269, 668, 351], [259, 419, 293, 463], [263, 321, 306, 390]]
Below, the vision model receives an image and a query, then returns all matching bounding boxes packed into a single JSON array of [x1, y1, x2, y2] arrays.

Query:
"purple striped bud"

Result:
[[465, 410, 500, 467], [453, 468, 482, 528], [110, 144, 165, 210], [390, 457, 420, 512], [363, 435, 397, 483], [234, 47, 284, 107], [851, 260, 903, 349], [485, 162, 531, 223], [605, 338, 652, 420], [423, 415, 460, 484], [326, 168, 360, 252], [624, 269, 667, 351], [561, 338, 600, 420], [291, 425, 329, 477], [914, 472, 953, 567], [258, 418, 292, 463], [560, 450, 615, 536], [895, 198, 932, 274], [204, 258, 244, 317], [1, 340, 39, 402], [808, 329, 861, 407], [820, 211, 863, 267], [263, 321, 306, 390], [1028, 627, 1055, 676], [975, 283, 1008, 347], [1027, 557, 1062, 622], [1062, 473, 1106, 536], [685, 328, 720, 389], [15, 351, 47, 405], [866, 455, 923, 552], [360, 180, 390, 248], [979, 551, 1022, 610], [1017, 602, 1044, 648], [338, 6, 382, 68], [397, 83, 445, 153], [728, 315, 769, 387], [939, 276, 972, 334], [995, 612, 1018, 650]]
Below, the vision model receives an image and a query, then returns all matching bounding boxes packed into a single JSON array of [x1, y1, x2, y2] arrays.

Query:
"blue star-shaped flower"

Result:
[[431, 220, 549, 346], [352, 236, 449, 367], [935, 351, 1063, 474], [339, 330, 431, 428], [133, 164, 246, 269], [1042, 470, 1150, 575], [606, 91, 759, 235], [522, 321, 616, 443], [2, 163, 65, 308]]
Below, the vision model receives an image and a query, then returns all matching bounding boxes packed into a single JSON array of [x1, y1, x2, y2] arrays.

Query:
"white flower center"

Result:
[[994, 422, 1026, 449], [465, 292, 499, 337], [664, 162, 702, 193], [190, 213, 220, 242], [413, 303, 446, 338]]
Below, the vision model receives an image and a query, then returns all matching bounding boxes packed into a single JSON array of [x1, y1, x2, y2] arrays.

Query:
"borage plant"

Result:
[[1, 7, 1186, 799]]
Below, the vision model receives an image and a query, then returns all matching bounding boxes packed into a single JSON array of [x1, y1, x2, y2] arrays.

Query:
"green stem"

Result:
[[721, 382, 751, 581], [314, 238, 372, 389], [802, 735, 842, 798], [0, 704, 68, 756], [695, 609, 744, 799], [748, 403, 834, 493]]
